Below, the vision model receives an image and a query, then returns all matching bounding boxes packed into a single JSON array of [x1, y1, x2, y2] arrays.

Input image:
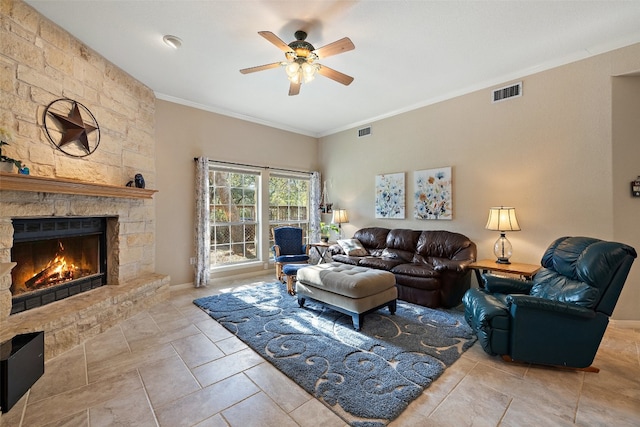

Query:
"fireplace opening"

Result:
[[10, 217, 107, 314]]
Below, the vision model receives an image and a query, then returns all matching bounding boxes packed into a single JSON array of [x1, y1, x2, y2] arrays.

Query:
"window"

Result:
[[207, 163, 310, 268], [209, 166, 259, 266], [268, 174, 310, 258]]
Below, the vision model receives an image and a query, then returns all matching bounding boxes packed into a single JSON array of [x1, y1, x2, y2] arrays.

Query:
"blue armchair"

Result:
[[463, 236, 636, 371], [272, 226, 310, 282]]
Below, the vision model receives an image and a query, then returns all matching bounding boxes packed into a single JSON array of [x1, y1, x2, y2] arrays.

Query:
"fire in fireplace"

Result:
[[10, 217, 107, 314]]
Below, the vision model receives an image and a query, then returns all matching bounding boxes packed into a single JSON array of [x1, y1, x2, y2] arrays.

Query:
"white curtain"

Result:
[[310, 171, 321, 243], [194, 157, 210, 287]]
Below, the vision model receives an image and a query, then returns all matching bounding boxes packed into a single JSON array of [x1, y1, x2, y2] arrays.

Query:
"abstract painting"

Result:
[[414, 166, 452, 220], [375, 172, 405, 218]]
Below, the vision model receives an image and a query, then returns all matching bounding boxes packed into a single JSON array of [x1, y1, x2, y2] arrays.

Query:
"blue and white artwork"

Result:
[[375, 172, 405, 219], [414, 167, 452, 220]]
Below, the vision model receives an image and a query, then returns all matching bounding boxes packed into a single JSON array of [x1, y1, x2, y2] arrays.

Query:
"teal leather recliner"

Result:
[[463, 236, 637, 371]]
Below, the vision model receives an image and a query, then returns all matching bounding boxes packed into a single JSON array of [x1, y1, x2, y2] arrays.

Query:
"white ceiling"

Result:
[[25, 1, 640, 138]]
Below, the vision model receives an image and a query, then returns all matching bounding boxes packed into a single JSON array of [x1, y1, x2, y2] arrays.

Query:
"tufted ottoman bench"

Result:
[[296, 262, 397, 330]]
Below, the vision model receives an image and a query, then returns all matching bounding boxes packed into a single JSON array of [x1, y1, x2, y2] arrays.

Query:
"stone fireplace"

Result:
[[0, 173, 170, 360]]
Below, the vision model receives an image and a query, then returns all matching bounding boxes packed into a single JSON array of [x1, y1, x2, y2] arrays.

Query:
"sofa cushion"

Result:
[[337, 238, 368, 256], [416, 230, 473, 260], [391, 263, 440, 278], [386, 229, 421, 252], [353, 227, 390, 250], [331, 254, 362, 265], [381, 248, 414, 263], [358, 257, 404, 271]]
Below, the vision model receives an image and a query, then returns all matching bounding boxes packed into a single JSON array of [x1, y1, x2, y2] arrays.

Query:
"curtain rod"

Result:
[[194, 158, 312, 176]]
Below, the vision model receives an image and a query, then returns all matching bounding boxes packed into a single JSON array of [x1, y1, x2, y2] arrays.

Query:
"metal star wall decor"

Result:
[[43, 98, 100, 157]]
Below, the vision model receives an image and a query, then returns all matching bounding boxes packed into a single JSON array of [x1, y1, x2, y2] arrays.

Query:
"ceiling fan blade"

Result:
[[239, 62, 282, 74], [317, 65, 354, 86], [313, 37, 355, 59], [288, 82, 301, 96], [258, 31, 293, 53]]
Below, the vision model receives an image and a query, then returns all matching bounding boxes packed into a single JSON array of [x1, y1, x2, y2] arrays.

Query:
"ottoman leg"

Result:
[[388, 299, 397, 315], [352, 313, 364, 331], [297, 297, 306, 308]]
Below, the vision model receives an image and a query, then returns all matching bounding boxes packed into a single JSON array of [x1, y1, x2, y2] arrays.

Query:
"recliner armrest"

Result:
[[272, 244, 281, 257], [507, 295, 596, 319], [483, 274, 533, 294], [432, 258, 468, 272]]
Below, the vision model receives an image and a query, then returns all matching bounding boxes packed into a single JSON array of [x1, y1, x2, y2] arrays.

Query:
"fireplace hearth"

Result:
[[10, 217, 107, 314]]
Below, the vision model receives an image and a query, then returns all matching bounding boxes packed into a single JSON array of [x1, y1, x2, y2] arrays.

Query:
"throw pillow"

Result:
[[337, 239, 368, 256]]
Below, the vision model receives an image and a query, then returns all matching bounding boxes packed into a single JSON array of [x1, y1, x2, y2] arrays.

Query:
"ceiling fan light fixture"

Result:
[[285, 61, 300, 78], [301, 62, 318, 82], [162, 35, 182, 49], [285, 58, 318, 84], [240, 30, 355, 95]]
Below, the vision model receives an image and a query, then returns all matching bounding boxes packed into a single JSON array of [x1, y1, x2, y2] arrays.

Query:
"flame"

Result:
[[28, 241, 79, 288]]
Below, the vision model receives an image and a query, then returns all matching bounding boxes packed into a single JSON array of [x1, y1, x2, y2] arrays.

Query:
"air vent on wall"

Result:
[[492, 82, 522, 103], [358, 126, 372, 138]]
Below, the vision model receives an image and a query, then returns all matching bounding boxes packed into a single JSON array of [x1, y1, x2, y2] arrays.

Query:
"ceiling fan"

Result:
[[240, 30, 355, 96]]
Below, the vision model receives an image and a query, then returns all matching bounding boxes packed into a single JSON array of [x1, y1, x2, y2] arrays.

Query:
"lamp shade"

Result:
[[485, 207, 521, 232], [332, 209, 349, 224]]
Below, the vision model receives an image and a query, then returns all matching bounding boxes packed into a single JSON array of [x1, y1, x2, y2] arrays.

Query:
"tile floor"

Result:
[[3, 273, 640, 427]]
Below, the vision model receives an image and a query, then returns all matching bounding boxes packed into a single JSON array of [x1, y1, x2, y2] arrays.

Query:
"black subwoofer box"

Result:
[[1, 331, 45, 413]]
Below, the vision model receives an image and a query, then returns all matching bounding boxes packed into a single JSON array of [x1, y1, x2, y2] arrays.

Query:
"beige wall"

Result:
[[154, 100, 318, 285], [319, 43, 640, 320], [612, 75, 640, 320]]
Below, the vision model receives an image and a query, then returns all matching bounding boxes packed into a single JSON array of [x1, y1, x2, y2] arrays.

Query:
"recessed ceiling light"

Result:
[[163, 35, 182, 49]]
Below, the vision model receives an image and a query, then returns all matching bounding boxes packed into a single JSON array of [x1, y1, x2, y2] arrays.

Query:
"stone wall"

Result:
[[0, 0, 168, 375], [1, 0, 156, 186]]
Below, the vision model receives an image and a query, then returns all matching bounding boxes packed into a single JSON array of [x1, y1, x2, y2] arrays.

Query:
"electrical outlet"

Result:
[[189, 257, 196, 265]]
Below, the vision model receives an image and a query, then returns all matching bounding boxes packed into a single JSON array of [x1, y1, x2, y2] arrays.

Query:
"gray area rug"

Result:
[[194, 283, 476, 426]]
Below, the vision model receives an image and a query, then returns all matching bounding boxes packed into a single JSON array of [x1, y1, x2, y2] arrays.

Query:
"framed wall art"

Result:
[[375, 172, 405, 219], [414, 166, 452, 220]]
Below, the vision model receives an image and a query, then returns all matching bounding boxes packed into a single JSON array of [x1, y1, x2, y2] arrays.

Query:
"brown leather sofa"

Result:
[[329, 227, 477, 308]]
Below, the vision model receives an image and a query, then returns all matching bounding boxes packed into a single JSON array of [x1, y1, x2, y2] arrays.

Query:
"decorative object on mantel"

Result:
[[126, 173, 145, 189], [0, 126, 24, 173], [43, 98, 100, 157], [485, 206, 521, 264], [0, 172, 157, 199]]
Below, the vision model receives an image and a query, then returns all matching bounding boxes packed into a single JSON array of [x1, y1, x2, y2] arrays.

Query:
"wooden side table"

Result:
[[308, 242, 334, 264], [468, 259, 541, 287]]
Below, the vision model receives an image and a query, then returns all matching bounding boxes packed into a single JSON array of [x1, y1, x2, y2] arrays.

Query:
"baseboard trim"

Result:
[[610, 319, 640, 329]]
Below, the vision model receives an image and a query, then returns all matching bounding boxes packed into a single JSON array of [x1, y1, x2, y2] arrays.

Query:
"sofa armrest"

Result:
[[506, 295, 596, 319], [483, 274, 533, 294]]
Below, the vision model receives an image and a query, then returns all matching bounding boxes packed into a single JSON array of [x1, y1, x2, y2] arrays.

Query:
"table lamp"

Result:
[[332, 209, 349, 239], [485, 206, 521, 264]]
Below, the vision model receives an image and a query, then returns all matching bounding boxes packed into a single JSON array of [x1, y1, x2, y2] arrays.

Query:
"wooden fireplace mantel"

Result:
[[0, 172, 157, 199]]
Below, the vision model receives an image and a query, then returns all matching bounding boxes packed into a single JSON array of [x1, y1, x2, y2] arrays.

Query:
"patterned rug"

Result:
[[194, 283, 476, 426]]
